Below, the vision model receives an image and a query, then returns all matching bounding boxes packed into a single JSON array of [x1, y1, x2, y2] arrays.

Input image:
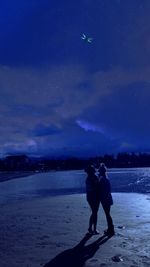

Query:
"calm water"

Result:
[[0, 168, 150, 203]]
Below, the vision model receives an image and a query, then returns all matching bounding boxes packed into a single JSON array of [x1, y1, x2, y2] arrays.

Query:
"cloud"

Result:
[[76, 119, 106, 135], [0, 139, 38, 156], [32, 123, 62, 136], [79, 80, 150, 151], [1, 1, 150, 156], [0, 61, 150, 155]]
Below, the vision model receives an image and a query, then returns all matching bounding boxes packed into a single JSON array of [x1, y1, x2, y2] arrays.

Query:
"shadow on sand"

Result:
[[43, 233, 112, 267]]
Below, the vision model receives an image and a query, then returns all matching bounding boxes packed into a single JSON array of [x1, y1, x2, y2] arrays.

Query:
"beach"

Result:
[[0, 171, 36, 183], [0, 192, 150, 267]]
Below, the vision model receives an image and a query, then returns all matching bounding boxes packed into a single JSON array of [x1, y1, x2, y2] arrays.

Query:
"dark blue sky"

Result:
[[0, 0, 150, 157]]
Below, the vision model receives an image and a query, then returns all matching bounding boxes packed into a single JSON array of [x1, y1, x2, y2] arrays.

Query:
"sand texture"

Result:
[[0, 193, 150, 267]]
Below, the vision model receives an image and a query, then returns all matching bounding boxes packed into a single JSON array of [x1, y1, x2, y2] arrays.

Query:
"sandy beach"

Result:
[[0, 193, 150, 267]]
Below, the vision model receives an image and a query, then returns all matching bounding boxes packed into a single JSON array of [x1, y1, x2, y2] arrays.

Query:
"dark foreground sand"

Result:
[[0, 193, 150, 267]]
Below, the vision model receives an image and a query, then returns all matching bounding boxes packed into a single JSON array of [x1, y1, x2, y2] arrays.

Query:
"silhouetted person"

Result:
[[85, 165, 100, 234], [98, 163, 114, 236]]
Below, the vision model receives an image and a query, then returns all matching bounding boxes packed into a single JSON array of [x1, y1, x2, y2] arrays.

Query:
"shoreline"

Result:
[[0, 168, 150, 189], [0, 193, 150, 267], [0, 171, 37, 183]]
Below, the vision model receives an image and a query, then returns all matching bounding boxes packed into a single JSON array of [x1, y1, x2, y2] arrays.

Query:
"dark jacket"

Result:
[[99, 177, 113, 206], [86, 174, 99, 193], [86, 174, 100, 205]]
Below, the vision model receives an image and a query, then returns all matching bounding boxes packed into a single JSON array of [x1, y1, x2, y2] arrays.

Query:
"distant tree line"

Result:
[[0, 152, 150, 171]]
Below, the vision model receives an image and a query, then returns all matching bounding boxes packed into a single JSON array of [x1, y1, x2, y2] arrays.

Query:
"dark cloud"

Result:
[[0, 1, 150, 156], [32, 123, 62, 137], [0, 64, 150, 156], [79, 81, 150, 151]]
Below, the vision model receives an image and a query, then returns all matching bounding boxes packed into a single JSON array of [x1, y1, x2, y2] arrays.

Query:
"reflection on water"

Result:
[[0, 168, 150, 203]]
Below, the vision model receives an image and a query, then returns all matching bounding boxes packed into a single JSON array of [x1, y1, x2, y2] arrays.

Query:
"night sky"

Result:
[[0, 0, 150, 157]]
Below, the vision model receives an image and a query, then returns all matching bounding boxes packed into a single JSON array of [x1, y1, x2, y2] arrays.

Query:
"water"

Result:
[[0, 168, 150, 203]]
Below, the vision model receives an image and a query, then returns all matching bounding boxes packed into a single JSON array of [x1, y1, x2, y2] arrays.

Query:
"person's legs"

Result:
[[92, 207, 98, 232], [88, 211, 94, 233], [93, 200, 100, 233], [87, 198, 94, 233], [102, 203, 114, 235], [88, 199, 99, 234]]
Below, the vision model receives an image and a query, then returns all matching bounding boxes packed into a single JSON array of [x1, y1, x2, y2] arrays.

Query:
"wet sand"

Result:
[[0, 171, 37, 182], [0, 193, 150, 267]]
